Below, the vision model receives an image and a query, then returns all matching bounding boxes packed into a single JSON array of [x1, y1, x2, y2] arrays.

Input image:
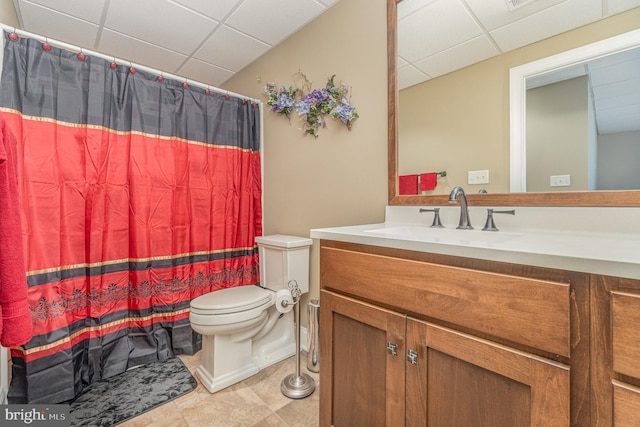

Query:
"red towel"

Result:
[[0, 115, 33, 347], [399, 174, 418, 195], [420, 172, 438, 191]]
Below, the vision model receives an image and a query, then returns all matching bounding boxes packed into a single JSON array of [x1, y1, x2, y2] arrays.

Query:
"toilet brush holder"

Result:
[[280, 280, 316, 399]]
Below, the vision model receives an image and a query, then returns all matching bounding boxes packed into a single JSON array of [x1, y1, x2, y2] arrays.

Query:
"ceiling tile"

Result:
[[606, 0, 640, 15], [597, 105, 640, 133], [413, 35, 500, 78], [16, 0, 99, 47], [98, 29, 187, 73], [225, 0, 325, 45], [463, 0, 573, 31], [104, 0, 217, 54], [399, 0, 484, 62], [18, 0, 106, 24], [194, 25, 270, 72], [488, 0, 602, 52], [399, 64, 431, 90], [592, 76, 640, 100], [398, 0, 437, 19], [171, 0, 242, 21], [179, 57, 235, 86], [589, 58, 640, 87]]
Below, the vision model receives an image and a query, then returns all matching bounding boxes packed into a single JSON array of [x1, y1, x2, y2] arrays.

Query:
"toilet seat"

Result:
[[190, 285, 273, 327]]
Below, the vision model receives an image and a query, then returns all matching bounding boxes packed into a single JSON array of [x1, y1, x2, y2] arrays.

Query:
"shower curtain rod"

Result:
[[0, 23, 261, 104]]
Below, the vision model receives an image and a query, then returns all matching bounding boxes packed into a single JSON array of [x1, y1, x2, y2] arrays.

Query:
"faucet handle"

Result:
[[482, 209, 515, 231], [419, 208, 444, 228]]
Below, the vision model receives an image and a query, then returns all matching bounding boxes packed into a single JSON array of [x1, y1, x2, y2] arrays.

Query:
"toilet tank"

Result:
[[255, 235, 313, 294]]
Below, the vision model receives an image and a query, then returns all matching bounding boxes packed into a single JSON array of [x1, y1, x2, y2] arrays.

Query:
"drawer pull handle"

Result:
[[386, 341, 398, 356], [407, 349, 418, 365]]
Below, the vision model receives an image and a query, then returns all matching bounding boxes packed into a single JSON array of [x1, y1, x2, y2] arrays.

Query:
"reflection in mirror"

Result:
[[510, 31, 640, 192], [389, 0, 640, 206]]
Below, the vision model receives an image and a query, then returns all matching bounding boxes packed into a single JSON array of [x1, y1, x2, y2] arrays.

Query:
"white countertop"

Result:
[[310, 206, 640, 280]]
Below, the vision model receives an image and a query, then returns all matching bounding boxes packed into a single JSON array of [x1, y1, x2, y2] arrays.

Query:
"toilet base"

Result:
[[195, 312, 296, 394], [196, 333, 256, 393], [196, 363, 260, 394]]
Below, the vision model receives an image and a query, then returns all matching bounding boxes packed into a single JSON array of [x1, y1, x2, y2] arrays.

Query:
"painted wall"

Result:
[[526, 76, 590, 192], [598, 130, 640, 190], [223, 0, 389, 308], [0, 0, 19, 27], [399, 7, 640, 195]]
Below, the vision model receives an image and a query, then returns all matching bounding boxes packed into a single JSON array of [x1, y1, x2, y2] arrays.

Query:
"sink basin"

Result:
[[363, 226, 522, 245]]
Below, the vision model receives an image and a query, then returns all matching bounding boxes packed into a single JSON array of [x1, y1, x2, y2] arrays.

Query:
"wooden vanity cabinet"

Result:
[[319, 240, 591, 427], [591, 275, 640, 426], [320, 290, 406, 426], [405, 319, 570, 427]]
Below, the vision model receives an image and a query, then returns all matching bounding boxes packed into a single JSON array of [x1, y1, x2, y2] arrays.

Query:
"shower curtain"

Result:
[[0, 32, 262, 404]]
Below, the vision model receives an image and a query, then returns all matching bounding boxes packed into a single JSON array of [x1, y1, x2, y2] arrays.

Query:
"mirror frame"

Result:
[[388, 0, 640, 207]]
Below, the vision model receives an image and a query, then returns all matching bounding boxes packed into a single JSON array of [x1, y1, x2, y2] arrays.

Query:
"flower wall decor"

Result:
[[262, 72, 358, 138]]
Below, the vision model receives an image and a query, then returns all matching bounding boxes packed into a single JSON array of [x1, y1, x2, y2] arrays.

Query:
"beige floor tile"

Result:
[[177, 382, 273, 427], [275, 389, 320, 427], [178, 352, 201, 373], [124, 351, 320, 426], [251, 413, 289, 426], [118, 401, 189, 427]]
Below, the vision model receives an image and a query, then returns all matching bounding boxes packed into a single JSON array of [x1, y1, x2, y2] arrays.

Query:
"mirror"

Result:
[[388, 0, 640, 206], [510, 33, 640, 192]]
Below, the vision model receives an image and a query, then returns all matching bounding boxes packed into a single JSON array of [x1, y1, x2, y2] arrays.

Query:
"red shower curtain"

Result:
[[0, 32, 262, 403]]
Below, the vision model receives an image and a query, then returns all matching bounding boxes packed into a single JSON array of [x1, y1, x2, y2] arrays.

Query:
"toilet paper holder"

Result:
[[278, 280, 302, 310], [280, 280, 316, 399]]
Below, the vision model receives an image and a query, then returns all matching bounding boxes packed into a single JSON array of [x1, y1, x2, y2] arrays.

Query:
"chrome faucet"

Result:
[[449, 186, 473, 229]]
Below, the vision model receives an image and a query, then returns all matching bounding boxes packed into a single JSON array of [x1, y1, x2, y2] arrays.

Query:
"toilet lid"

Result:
[[190, 285, 272, 315]]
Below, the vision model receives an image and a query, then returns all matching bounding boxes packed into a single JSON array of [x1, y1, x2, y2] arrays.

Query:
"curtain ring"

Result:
[[205, 86, 211, 95], [158, 72, 165, 82], [224, 92, 230, 100], [129, 62, 136, 74], [183, 79, 189, 89], [77, 48, 86, 62], [110, 57, 117, 70], [9, 28, 18, 41], [42, 37, 51, 51]]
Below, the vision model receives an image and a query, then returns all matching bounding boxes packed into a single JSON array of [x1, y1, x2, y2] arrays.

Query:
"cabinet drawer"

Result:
[[321, 245, 570, 357], [612, 292, 640, 379]]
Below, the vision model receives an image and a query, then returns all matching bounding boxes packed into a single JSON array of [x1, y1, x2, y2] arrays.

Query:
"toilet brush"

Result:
[[280, 280, 316, 399]]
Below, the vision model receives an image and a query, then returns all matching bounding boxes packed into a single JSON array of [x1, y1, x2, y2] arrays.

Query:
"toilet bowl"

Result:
[[189, 234, 312, 393]]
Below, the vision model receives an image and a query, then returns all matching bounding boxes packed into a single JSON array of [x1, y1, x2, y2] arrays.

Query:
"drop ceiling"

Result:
[[399, 0, 640, 135], [8, 0, 640, 134], [10, 0, 341, 87]]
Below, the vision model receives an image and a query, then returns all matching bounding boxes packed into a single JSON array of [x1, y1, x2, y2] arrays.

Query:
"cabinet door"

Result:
[[591, 275, 640, 427], [406, 318, 570, 427], [319, 290, 406, 427], [591, 276, 640, 426]]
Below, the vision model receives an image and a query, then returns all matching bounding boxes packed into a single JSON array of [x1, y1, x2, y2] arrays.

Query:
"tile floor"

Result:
[[119, 351, 320, 427]]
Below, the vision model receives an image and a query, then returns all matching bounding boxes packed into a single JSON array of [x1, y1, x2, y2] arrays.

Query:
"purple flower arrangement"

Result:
[[263, 75, 358, 138]]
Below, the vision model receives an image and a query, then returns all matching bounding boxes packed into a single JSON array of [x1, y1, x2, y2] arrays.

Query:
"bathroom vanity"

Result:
[[312, 206, 640, 427]]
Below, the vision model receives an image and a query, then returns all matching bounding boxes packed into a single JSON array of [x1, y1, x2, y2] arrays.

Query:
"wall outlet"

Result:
[[468, 170, 489, 185], [550, 174, 571, 187]]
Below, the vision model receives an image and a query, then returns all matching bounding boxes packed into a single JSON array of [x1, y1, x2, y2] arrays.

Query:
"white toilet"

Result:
[[189, 234, 313, 393]]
